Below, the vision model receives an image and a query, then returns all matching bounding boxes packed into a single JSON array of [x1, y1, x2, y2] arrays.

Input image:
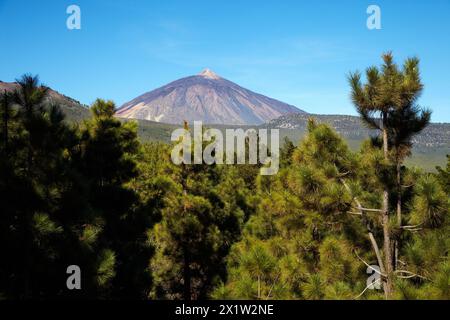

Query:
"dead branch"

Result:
[[394, 270, 428, 280], [354, 250, 387, 277], [354, 278, 382, 300]]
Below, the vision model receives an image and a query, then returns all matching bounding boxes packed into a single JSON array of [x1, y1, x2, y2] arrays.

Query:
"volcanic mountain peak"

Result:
[[116, 71, 305, 125], [198, 68, 221, 80]]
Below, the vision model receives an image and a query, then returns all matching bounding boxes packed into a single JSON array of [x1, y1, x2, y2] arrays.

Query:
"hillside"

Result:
[[0, 80, 90, 122], [267, 113, 450, 149]]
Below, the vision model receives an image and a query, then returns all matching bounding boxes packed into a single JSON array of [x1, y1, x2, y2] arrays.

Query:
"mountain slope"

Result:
[[267, 113, 450, 149], [0, 80, 90, 122], [116, 69, 304, 125]]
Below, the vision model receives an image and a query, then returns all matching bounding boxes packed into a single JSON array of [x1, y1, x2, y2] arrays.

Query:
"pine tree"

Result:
[[71, 99, 145, 298], [150, 125, 253, 300], [400, 174, 449, 299], [216, 121, 368, 300], [0, 75, 79, 298], [349, 53, 431, 297], [280, 136, 295, 169]]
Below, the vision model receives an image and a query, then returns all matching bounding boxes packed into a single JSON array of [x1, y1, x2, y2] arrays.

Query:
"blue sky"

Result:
[[1, 0, 449, 121]]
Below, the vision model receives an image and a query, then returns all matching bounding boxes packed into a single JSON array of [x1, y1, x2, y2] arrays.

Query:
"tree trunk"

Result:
[[340, 178, 388, 295], [382, 120, 394, 299], [382, 191, 393, 298], [395, 161, 402, 269]]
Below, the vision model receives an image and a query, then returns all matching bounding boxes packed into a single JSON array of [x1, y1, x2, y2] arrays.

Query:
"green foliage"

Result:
[[0, 78, 151, 299], [409, 175, 449, 228], [215, 122, 368, 300], [96, 249, 116, 287], [436, 155, 450, 192], [149, 149, 254, 299], [0, 75, 79, 298], [0, 72, 448, 301]]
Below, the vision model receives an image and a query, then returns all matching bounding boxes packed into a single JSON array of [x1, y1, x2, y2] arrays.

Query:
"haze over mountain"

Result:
[[116, 69, 304, 125]]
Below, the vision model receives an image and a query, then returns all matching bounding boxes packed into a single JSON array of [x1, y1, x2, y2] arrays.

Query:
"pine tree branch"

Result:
[[354, 278, 382, 300], [401, 223, 423, 229], [348, 211, 363, 216], [359, 207, 383, 213], [394, 270, 428, 280], [354, 250, 387, 277], [266, 273, 281, 300], [340, 177, 386, 275], [348, 208, 383, 215]]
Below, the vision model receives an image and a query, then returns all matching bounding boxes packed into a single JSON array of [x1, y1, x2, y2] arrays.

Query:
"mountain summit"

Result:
[[198, 68, 222, 80], [116, 69, 304, 125]]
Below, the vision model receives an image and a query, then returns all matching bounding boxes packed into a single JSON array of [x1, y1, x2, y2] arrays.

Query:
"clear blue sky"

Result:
[[1, 0, 449, 122]]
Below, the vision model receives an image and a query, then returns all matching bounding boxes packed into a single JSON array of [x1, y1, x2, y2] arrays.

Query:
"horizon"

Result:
[[1, 0, 450, 121]]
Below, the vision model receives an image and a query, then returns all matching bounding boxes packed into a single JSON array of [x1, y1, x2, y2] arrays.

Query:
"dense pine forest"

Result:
[[0, 54, 449, 300]]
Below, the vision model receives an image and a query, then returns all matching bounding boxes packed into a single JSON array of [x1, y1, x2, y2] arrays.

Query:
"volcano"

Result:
[[116, 69, 305, 125]]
